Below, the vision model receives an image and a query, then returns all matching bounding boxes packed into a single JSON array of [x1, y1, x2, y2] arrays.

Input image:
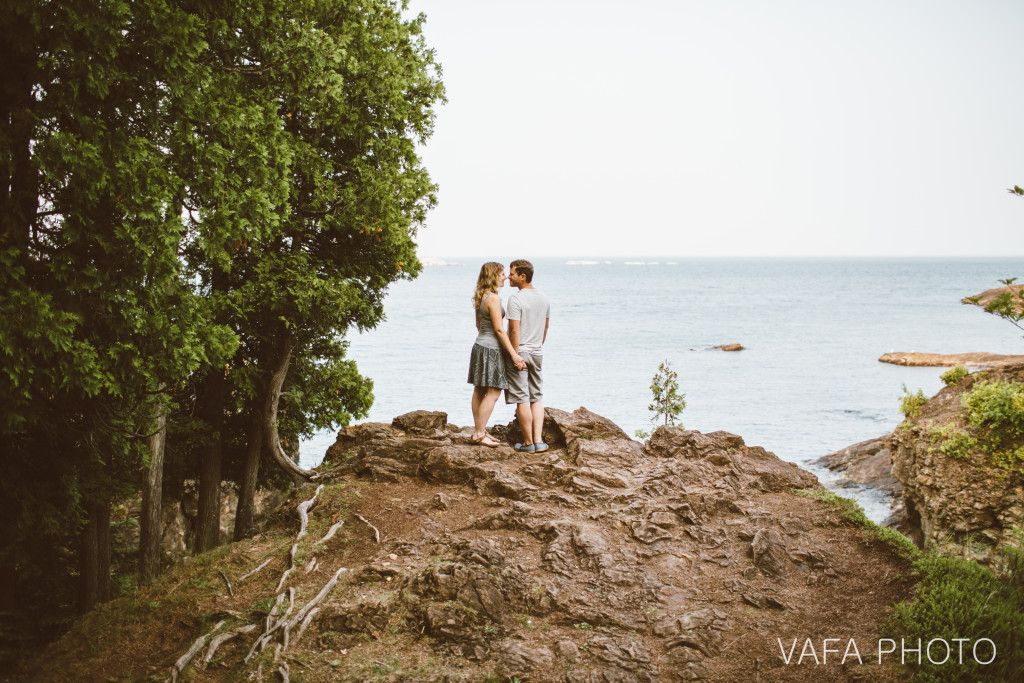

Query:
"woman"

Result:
[[467, 262, 526, 446]]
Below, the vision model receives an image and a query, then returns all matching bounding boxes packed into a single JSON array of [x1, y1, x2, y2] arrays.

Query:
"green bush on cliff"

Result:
[[884, 531, 1024, 682], [927, 423, 978, 460], [899, 385, 929, 418], [939, 365, 969, 386], [963, 381, 1024, 439], [961, 381, 1024, 471]]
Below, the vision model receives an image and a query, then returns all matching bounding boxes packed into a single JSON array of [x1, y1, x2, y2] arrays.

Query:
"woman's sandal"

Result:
[[471, 434, 501, 448]]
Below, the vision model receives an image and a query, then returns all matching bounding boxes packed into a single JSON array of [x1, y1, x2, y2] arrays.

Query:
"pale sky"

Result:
[[410, 0, 1024, 258]]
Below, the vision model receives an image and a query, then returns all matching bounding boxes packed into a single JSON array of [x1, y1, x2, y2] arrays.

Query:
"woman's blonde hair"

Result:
[[473, 262, 504, 309]]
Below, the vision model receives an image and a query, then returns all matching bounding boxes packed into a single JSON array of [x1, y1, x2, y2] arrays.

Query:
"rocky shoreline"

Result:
[[878, 351, 1024, 368]]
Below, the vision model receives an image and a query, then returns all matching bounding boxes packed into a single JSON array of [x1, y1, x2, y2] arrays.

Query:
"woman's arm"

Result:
[[485, 295, 525, 369]]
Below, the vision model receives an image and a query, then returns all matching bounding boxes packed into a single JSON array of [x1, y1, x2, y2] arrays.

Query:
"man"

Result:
[[505, 259, 551, 453]]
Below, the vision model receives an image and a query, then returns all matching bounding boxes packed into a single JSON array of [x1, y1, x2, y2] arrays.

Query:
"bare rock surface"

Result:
[[878, 351, 1024, 368], [889, 364, 1024, 563], [310, 407, 912, 680], [29, 407, 917, 683]]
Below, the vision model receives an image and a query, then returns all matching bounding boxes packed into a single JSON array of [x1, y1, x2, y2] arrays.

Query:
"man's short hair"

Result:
[[510, 259, 534, 283]]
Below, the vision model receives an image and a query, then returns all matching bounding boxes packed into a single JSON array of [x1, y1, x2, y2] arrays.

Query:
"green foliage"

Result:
[[648, 360, 686, 427], [963, 381, 1024, 441], [939, 365, 969, 386], [883, 534, 1024, 682], [963, 277, 1024, 338], [927, 423, 979, 460], [795, 488, 919, 560], [0, 0, 444, 642], [899, 384, 928, 418]]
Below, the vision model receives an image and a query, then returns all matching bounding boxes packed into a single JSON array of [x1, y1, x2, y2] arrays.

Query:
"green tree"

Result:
[[648, 361, 686, 427], [1, 0, 443, 631]]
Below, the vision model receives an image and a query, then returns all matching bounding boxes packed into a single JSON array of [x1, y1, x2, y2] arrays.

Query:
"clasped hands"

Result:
[[511, 353, 527, 371]]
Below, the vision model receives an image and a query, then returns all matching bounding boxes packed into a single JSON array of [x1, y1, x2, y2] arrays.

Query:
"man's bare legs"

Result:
[[531, 402, 544, 444], [515, 402, 534, 445], [472, 386, 502, 442]]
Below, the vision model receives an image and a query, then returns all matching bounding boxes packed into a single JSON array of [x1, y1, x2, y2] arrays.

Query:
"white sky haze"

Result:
[[410, 0, 1024, 257]]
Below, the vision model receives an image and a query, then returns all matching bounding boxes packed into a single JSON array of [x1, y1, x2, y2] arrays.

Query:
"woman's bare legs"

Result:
[[471, 386, 503, 441]]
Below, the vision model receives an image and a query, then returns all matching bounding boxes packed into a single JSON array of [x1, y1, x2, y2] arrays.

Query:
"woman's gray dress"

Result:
[[467, 292, 508, 389]]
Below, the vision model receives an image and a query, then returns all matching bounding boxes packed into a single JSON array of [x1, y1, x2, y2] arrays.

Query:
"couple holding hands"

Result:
[[467, 259, 550, 452]]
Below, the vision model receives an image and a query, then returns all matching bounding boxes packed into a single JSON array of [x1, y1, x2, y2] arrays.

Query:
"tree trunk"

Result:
[[78, 500, 111, 611], [263, 328, 316, 483], [139, 395, 167, 584], [234, 411, 263, 541], [195, 369, 226, 554]]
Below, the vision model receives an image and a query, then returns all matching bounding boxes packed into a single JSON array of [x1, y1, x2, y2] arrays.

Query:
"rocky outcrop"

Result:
[[889, 364, 1024, 563], [878, 351, 1024, 368], [311, 408, 912, 680], [811, 435, 900, 495], [964, 283, 1024, 313]]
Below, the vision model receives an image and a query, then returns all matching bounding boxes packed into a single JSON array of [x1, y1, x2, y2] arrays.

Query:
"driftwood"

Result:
[[354, 514, 381, 543], [168, 619, 226, 682]]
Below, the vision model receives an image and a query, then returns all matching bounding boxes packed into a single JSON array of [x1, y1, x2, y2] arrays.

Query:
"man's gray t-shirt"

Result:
[[507, 288, 550, 355]]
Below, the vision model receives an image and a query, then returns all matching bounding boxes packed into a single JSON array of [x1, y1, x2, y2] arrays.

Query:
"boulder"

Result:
[[812, 435, 901, 494]]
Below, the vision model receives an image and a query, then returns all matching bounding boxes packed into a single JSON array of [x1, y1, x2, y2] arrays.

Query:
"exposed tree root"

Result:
[[296, 485, 323, 540], [201, 624, 257, 668], [316, 520, 344, 545], [354, 514, 381, 543], [167, 619, 225, 682]]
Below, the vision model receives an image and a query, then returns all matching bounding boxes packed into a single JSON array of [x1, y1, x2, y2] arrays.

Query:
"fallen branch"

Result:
[[354, 514, 381, 543], [201, 624, 257, 668], [168, 620, 226, 682], [240, 558, 273, 582], [219, 570, 234, 598]]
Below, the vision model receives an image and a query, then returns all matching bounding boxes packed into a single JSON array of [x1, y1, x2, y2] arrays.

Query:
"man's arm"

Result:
[[542, 317, 549, 344], [508, 319, 520, 351]]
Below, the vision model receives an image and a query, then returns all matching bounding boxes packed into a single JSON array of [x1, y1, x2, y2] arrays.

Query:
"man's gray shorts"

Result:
[[505, 352, 543, 404]]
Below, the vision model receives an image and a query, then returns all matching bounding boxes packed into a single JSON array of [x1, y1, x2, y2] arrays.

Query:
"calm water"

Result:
[[300, 258, 1024, 522]]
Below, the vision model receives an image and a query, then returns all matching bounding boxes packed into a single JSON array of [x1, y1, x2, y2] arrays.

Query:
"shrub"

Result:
[[940, 365, 969, 386], [883, 533, 1024, 682], [927, 423, 979, 460], [962, 381, 1024, 441], [899, 385, 929, 418]]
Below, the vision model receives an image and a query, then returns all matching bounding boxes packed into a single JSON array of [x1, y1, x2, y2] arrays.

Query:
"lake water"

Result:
[[300, 257, 1024, 522]]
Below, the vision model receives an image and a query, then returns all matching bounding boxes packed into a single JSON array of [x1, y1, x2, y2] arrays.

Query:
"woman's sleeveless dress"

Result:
[[467, 292, 508, 389]]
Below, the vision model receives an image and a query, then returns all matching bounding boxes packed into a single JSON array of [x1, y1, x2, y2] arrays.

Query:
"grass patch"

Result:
[[795, 488, 919, 560], [883, 529, 1024, 682]]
